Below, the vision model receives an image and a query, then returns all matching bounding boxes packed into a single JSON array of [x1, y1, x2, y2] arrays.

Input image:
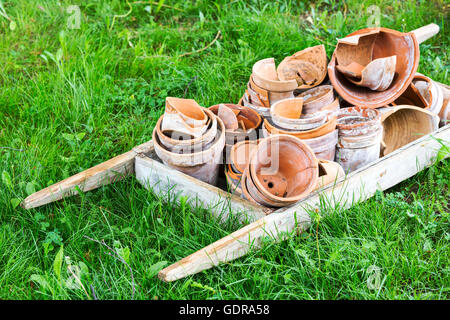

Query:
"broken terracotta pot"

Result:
[[296, 85, 335, 115], [380, 105, 440, 156], [336, 107, 382, 172], [209, 103, 262, 144], [153, 114, 226, 185], [438, 83, 450, 127], [328, 27, 420, 108], [161, 97, 209, 138], [277, 45, 328, 89], [156, 108, 217, 153], [217, 104, 239, 130], [247, 135, 319, 207], [315, 159, 345, 190]]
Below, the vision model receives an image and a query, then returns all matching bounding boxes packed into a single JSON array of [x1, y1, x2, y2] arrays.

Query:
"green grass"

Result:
[[0, 0, 448, 300]]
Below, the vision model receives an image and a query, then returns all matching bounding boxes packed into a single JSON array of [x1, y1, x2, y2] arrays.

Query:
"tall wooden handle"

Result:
[[411, 23, 440, 44]]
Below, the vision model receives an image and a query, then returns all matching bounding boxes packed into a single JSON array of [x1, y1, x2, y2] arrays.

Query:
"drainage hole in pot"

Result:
[[268, 182, 274, 188]]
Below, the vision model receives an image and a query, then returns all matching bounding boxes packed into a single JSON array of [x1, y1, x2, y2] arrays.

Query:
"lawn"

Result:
[[0, 0, 448, 300]]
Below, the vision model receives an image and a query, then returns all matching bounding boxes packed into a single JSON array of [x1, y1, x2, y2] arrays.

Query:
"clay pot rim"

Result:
[[298, 85, 334, 106], [226, 163, 242, 180], [157, 108, 217, 147], [249, 134, 319, 203], [264, 115, 337, 140], [240, 170, 261, 205], [230, 139, 260, 174], [243, 166, 283, 207], [380, 104, 439, 122], [411, 74, 436, 109], [153, 114, 226, 165], [209, 103, 262, 132], [337, 106, 381, 131], [252, 58, 298, 92], [328, 27, 420, 108]]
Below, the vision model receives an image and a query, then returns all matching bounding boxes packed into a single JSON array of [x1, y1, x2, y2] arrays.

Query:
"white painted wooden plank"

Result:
[[134, 154, 270, 223], [159, 125, 450, 281]]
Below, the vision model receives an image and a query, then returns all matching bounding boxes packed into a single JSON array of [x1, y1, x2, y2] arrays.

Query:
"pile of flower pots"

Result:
[[261, 85, 340, 161], [240, 45, 328, 117], [153, 97, 225, 185]]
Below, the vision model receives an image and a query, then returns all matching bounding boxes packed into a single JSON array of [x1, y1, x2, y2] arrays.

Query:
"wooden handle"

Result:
[[411, 23, 440, 44]]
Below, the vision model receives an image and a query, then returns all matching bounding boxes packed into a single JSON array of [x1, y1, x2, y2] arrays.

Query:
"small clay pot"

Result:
[[296, 85, 334, 115], [156, 108, 217, 153], [315, 159, 345, 190], [328, 27, 420, 108], [380, 105, 439, 156], [263, 115, 337, 140], [248, 135, 318, 206], [277, 45, 328, 89], [153, 115, 226, 185], [230, 140, 259, 174]]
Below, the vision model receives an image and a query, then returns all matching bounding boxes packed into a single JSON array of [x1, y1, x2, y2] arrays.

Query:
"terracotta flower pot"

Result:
[[161, 97, 209, 138], [336, 128, 383, 173], [315, 159, 345, 190], [252, 58, 298, 92], [301, 129, 339, 161], [153, 114, 226, 185], [296, 85, 335, 115], [209, 103, 261, 144], [156, 108, 217, 153], [277, 45, 328, 89], [328, 27, 420, 108], [380, 105, 440, 156], [336, 107, 382, 172], [263, 115, 337, 140], [248, 135, 318, 206], [230, 140, 259, 174]]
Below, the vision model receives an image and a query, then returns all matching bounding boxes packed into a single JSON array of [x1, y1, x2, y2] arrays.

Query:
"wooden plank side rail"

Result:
[[21, 141, 155, 210], [158, 125, 450, 282], [135, 154, 269, 223]]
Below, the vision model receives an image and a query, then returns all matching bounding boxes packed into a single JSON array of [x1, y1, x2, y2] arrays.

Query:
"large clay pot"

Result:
[[328, 27, 420, 108], [380, 105, 440, 156], [248, 135, 319, 207], [153, 115, 226, 185], [301, 129, 339, 161]]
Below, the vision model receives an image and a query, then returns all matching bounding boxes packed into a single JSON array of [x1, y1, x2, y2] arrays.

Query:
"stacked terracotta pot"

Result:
[[153, 97, 225, 185], [240, 45, 328, 117], [261, 85, 340, 161], [336, 107, 382, 173], [208, 104, 262, 163], [239, 135, 319, 208]]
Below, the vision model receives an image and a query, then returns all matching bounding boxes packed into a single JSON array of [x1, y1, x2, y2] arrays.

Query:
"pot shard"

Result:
[[380, 105, 439, 156], [336, 106, 382, 172], [153, 114, 226, 185], [217, 104, 239, 130], [161, 97, 209, 138], [246, 135, 319, 207], [328, 27, 420, 108], [277, 44, 328, 89], [315, 159, 345, 190]]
